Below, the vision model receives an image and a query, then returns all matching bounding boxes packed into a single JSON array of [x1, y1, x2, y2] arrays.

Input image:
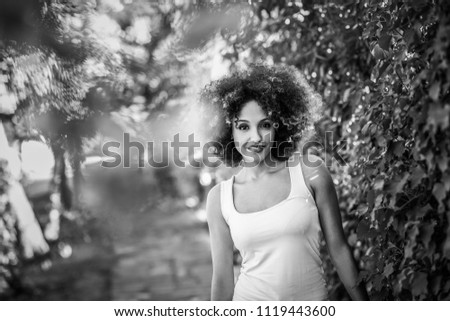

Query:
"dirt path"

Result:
[[20, 197, 212, 300], [109, 198, 212, 300]]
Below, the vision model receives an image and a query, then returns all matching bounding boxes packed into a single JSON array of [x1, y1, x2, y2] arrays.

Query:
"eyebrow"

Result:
[[235, 118, 270, 123]]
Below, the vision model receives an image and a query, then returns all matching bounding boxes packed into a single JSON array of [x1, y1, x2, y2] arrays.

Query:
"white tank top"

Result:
[[220, 158, 328, 301]]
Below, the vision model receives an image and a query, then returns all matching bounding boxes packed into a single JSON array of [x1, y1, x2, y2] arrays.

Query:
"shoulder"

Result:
[[206, 182, 224, 221], [297, 153, 334, 195], [207, 182, 222, 203]]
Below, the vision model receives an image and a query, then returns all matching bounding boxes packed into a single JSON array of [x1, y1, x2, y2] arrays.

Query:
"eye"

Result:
[[237, 124, 249, 131], [260, 121, 272, 129]]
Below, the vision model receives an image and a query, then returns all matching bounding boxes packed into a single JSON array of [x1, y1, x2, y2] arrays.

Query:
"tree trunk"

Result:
[[0, 120, 49, 259]]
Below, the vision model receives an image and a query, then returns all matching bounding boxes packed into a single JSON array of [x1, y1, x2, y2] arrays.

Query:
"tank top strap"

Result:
[[220, 178, 234, 224], [288, 156, 314, 200]]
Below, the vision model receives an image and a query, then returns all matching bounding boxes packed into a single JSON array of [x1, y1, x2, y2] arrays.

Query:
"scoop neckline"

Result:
[[230, 164, 294, 215]]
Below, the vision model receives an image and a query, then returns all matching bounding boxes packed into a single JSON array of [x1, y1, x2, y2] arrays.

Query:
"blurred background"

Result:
[[0, 0, 449, 301]]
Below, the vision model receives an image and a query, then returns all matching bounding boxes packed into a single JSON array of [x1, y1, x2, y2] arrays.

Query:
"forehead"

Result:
[[236, 100, 267, 121]]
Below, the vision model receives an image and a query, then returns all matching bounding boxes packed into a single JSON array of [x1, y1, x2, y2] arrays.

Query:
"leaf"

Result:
[[432, 182, 446, 206], [361, 122, 371, 136], [426, 150, 436, 169], [378, 34, 391, 51], [392, 141, 405, 157], [387, 140, 405, 158], [342, 87, 351, 103], [375, 194, 384, 207], [411, 272, 428, 297], [357, 219, 370, 240], [357, 203, 369, 215], [416, 204, 432, 220], [377, 60, 391, 80], [420, 222, 436, 248], [404, 240, 415, 258], [443, 173, 450, 192], [367, 190, 375, 207], [383, 262, 394, 278], [429, 82, 440, 101], [427, 103, 450, 131], [437, 151, 448, 172], [407, 223, 420, 240], [410, 165, 425, 188], [404, 28, 418, 45], [386, 172, 409, 195], [374, 177, 384, 190], [371, 44, 387, 60], [373, 274, 384, 291], [431, 275, 442, 295]]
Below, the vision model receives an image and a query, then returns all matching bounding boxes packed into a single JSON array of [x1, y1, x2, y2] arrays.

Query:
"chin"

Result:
[[241, 152, 271, 165]]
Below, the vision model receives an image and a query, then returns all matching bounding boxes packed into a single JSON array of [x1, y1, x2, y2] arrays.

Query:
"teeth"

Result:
[[247, 146, 264, 152]]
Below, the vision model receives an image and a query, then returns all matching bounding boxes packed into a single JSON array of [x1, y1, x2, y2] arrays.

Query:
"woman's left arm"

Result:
[[304, 155, 369, 301]]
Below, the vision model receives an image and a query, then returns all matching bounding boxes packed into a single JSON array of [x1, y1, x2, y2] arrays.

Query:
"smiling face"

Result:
[[232, 100, 275, 164]]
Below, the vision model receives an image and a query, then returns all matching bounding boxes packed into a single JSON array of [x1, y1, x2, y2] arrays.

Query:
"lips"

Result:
[[245, 144, 266, 153]]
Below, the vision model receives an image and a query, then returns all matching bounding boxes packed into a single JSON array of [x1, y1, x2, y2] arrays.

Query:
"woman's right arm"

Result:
[[206, 184, 235, 301]]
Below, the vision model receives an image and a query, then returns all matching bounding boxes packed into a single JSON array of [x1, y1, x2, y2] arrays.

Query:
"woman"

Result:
[[201, 64, 369, 301]]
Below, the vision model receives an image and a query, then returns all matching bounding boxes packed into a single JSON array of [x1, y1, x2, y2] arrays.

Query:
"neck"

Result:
[[239, 157, 283, 180]]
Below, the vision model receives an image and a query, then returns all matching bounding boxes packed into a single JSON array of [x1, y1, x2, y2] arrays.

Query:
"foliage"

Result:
[[200, 0, 450, 300], [0, 0, 125, 297], [0, 0, 203, 298], [0, 159, 21, 299]]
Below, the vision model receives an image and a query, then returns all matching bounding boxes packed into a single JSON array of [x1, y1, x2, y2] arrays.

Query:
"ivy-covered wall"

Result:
[[217, 0, 450, 300]]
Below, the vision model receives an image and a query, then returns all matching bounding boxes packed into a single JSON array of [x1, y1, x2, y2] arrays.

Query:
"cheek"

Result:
[[263, 129, 276, 142]]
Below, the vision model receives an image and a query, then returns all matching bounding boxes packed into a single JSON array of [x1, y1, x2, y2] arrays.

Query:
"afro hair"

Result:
[[200, 63, 324, 167]]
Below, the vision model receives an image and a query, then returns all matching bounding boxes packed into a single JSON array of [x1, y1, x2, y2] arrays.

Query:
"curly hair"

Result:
[[200, 63, 323, 167]]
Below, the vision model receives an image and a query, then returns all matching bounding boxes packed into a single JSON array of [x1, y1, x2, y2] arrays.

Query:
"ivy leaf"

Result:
[[404, 28, 418, 45], [426, 150, 436, 169], [407, 223, 420, 240], [378, 34, 391, 51], [432, 182, 446, 209], [367, 190, 375, 207], [342, 87, 351, 103], [373, 273, 384, 291], [431, 275, 442, 295], [383, 262, 394, 278], [386, 172, 409, 195], [387, 140, 405, 158], [374, 178, 384, 190], [357, 219, 370, 240], [361, 122, 371, 136], [371, 44, 387, 60], [420, 222, 436, 248], [443, 173, 450, 192], [410, 165, 425, 188], [437, 151, 448, 172], [427, 103, 450, 131], [411, 272, 428, 297], [377, 60, 391, 81], [404, 240, 415, 258], [357, 203, 369, 215], [375, 194, 384, 207], [429, 82, 440, 102], [392, 141, 405, 157]]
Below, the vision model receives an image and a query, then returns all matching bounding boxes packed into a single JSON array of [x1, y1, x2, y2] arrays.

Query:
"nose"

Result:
[[248, 126, 262, 143]]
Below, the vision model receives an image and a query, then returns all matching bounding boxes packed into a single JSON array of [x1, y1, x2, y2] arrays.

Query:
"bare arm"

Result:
[[206, 184, 235, 301], [302, 155, 369, 301]]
